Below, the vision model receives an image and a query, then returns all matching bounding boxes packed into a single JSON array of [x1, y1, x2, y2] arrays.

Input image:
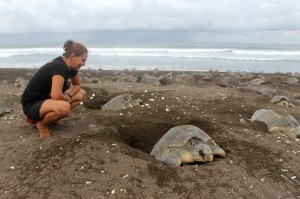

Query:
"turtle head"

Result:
[[180, 143, 213, 164], [286, 117, 300, 138], [198, 143, 214, 162], [290, 127, 300, 138], [184, 138, 214, 162]]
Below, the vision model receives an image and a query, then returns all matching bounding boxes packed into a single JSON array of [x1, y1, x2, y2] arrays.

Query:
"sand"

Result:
[[0, 68, 299, 199]]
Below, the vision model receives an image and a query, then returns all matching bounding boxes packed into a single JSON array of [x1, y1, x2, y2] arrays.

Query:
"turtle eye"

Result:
[[199, 150, 205, 157]]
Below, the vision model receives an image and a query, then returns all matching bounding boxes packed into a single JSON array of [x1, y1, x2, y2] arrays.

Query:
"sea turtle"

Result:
[[150, 125, 226, 167], [158, 73, 173, 85], [140, 74, 161, 86], [255, 87, 278, 97], [286, 77, 298, 85], [221, 76, 238, 87], [14, 77, 28, 89], [101, 94, 143, 111], [250, 78, 267, 86], [0, 104, 11, 116], [251, 109, 300, 139], [270, 96, 294, 107]]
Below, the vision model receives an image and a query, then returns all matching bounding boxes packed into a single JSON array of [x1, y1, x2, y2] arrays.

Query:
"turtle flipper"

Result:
[[162, 156, 182, 167], [211, 146, 226, 158], [161, 149, 183, 167], [294, 129, 300, 138], [269, 126, 297, 139]]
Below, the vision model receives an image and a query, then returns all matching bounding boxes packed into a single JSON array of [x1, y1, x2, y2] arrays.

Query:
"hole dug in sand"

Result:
[[117, 120, 227, 164]]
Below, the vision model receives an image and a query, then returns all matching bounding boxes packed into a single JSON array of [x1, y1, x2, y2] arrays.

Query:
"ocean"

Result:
[[0, 42, 299, 73]]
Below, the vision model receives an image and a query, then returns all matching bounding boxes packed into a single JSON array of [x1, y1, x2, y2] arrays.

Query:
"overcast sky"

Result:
[[0, 0, 300, 44]]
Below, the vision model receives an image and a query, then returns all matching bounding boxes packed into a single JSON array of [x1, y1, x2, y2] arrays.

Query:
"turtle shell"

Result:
[[150, 125, 217, 157], [270, 96, 290, 103], [101, 94, 133, 111], [256, 87, 278, 97], [251, 109, 300, 138], [270, 96, 294, 107], [0, 104, 10, 116]]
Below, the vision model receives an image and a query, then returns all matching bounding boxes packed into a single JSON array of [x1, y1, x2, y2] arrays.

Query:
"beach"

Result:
[[0, 68, 299, 198]]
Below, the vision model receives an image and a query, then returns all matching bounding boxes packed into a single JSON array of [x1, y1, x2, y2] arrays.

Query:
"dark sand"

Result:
[[0, 68, 299, 199]]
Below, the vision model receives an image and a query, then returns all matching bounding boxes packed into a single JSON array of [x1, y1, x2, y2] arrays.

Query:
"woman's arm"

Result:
[[51, 75, 65, 100], [65, 74, 81, 97]]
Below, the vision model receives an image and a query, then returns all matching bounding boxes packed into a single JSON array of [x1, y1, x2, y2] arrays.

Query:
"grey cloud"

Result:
[[108, 1, 297, 31], [0, 0, 299, 35]]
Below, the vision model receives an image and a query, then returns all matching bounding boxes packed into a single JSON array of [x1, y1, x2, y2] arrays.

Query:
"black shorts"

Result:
[[22, 100, 46, 121]]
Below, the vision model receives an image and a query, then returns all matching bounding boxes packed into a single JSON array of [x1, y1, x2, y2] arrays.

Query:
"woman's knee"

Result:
[[74, 89, 86, 102], [55, 101, 70, 116], [80, 89, 86, 100]]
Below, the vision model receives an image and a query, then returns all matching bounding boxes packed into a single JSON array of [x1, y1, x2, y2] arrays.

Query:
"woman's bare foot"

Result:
[[36, 122, 51, 138]]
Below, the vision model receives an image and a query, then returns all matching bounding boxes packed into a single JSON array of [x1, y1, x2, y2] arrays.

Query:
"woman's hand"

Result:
[[63, 93, 72, 103]]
